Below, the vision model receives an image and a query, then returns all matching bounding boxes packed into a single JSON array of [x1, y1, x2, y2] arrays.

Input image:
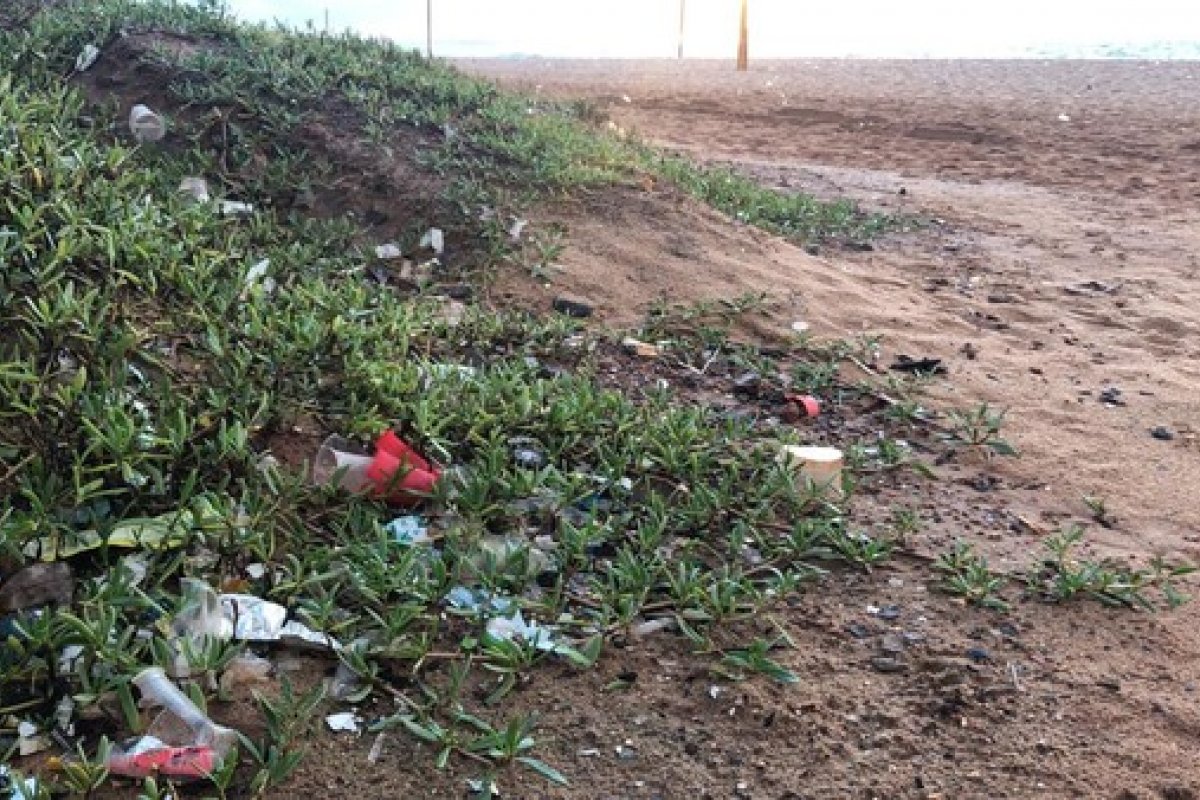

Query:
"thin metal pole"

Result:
[[677, 0, 686, 59], [426, 0, 433, 58], [737, 0, 748, 71]]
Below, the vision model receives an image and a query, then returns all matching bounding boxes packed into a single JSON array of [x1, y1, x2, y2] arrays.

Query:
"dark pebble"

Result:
[[442, 284, 473, 300], [966, 647, 991, 663], [846, 623, 872, 640], [876, 604, 901, 621], [871, 656, 908, 674], [732, 372, 761, 394], [552, 295, 594, 318], [1150, 426, 1175, 441]]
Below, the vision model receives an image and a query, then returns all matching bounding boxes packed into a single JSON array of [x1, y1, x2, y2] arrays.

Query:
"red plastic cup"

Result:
[[107, 745, 218, 779], [786, 394, 821, 419], [366, 450, 439, 506], [375, 430, 433, 473]]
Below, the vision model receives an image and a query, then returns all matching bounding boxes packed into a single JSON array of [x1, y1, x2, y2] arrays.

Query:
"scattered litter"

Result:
[[25, 498, 217, 561], [0, 562, 73, 613], [17, 720, 49, 756], [791, 320, 811, 335], [107, 735, 221, 780], [784, 393, 821, 419], [107, 667, 238, 779], [73, 43, 102, 72], [486, 608, 558, 652], [1057, 113, 1071, 122], [384, 515, 431, 545], [243, 258, 271, 292], [328, 651, 366, 701], [245, 563, 267, 580], [312, 432, 439, 506], [1064, 280, 1121, 296], [217, 199, 254, 217], [631, 617, 675, 638], [477, 535, 553, 576], [375, 242, 402, 260], [58, 644, 85, 675], [279, 619, 342, 651], [578, 747, 601, 758], [419, 227, 445, 255], [778, 445, 843, 492], [128, 104, 166, 143], [621, 337, 661, 358], [0, 766, 40, 800], [890, 355, 947, 376], [507, 218, 528, 242], [446, 585, 514, 615], [510, 437, 546, 469], [466, 778, 500, 797], [178, 176, 210, 203], [422, 363, 478, 384], [325, 712, 362, 734], [367, 732, 387, 763], [219, 653, 273, 693]]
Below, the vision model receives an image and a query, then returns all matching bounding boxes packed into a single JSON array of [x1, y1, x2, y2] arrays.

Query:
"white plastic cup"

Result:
[[778, 445, 844, 493], [132, 667, 237, 755], [129, 104, 166, 143], [312, 435, 374, 492]]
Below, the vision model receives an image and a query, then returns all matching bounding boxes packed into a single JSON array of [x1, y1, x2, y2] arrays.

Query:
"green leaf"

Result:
[[517, 756, 569, 786]]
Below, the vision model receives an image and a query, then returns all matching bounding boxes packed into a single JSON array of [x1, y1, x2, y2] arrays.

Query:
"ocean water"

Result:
[[223, 0, 1200, 60]]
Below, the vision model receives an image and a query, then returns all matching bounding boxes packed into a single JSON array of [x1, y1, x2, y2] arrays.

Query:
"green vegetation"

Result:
[[0, 1, 919, 793]]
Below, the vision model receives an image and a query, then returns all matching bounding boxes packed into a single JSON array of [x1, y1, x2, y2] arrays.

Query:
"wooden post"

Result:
[[426, 0, 433, 58], [736, 0, 748, 71], [677, 0, 686, 59]]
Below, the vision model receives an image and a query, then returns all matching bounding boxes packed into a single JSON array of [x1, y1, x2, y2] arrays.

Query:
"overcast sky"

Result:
[[228, 0, 1200, 57]]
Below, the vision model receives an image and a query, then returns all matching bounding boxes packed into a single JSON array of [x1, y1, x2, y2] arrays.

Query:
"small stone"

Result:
[[0, 563, 73, 613], [1099, 386, 1125, 406], [880, 634, 906, 655], [846, 623, 871, 640], [552, 295, 594, 318], [1150, 426, 1175, 441], [442, 284, 473, 300], [871, 656, 908, 674], [732, 372, 761, 394], [875, 604, 901, 621], [966, 647, 991, 663]]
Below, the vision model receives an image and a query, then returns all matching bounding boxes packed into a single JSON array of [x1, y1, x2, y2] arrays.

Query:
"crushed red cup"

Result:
[[784, 393, 821, 419], [107, 745, 219, 779], [366, 432, 440, 507]]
